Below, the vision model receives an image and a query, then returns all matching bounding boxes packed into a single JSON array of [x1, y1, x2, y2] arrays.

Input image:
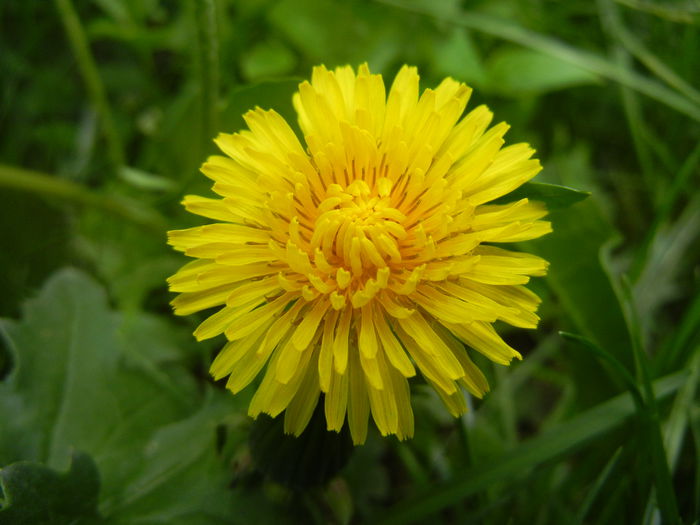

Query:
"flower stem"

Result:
[[54, 0, 125, 169], [195, 0, 220, 147], [0, 164, 165, 234]]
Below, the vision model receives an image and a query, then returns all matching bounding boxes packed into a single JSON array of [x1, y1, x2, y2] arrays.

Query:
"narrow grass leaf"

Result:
[[376, 371, 687, 525], [573, 448, 623, 525], [664, 351, 700, 470], [493, 182, 590, 210], [559, 331, 644, 411], [378, 0, 700, 122]]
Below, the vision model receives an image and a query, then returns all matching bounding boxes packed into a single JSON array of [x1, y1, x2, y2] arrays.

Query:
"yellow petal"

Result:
[[397, 313, 464, 380], [366, 351, 399, 436], [284, 362, 321, 436], [325, 368, 348, 431], [171, 284, 234, 316], [374, 312, 415, 378], [347, 350, 370, 445], [292, 299, 331, 350], [333, 307, 352, 374], [446, 321, 522, 365], [224, 292, 296, 340]]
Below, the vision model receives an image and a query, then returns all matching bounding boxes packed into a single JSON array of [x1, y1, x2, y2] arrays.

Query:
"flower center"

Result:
[[310, 179, 407, 281]]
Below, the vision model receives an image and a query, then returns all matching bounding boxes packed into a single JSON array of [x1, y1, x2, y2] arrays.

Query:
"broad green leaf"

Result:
[[375, 371, 687, 525], [118, 312, 193, 364], [486, 48, 600, 95], [240, 40, 298, 82], [103, 392, 239, 524], [432, 28, 486, 86], [525, 200, 633, 371], [0, 268, 190, 470], [0, 451, 102, 524], [220, 79, 301, 136], [0, 269, 239, 523], [494, 182, 590, 210]]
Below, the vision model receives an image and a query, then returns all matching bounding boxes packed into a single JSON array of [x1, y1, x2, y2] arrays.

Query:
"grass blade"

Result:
[[573, 448, 623, 525], [602, 0, 700, 105], [616, 272, 681, 524], [377, 0, 700, 122], [195, 0, 220, 148], [664, 351, 700, 470], [376, 372, 687, 525], [54, 0, 125, 169], [560, 331, 645, 411]]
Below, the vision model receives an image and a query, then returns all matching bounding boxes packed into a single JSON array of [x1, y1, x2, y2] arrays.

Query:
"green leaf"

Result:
[[0, 451, 102, 524], [0, 268, 190, 469], [486, 48, 600, 95], [525, 200, 633, 373], [432, 28, 487, 86], [375, 371, 688, 525], [379, 0, 700, 122], [494, 181, 590, 210], [632, 198, 700, 347], [103, 391, 238, 524], [240, 40, 298, 82], [220, 79, 301, 135], [573, 448, 623, 525], [0, 268, 243, 523], [559, 331, 644, 411]]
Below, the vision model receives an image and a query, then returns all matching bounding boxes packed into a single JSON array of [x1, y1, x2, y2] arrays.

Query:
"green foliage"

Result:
[[485, 48, 600, 95], [1, 0, 699, 523], [0, 452, 102, 525], [0, 270, 239, 523], [494, 181, 590, 210]]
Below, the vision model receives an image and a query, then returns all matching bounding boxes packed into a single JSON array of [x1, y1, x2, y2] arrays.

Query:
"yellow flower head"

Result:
[[168, 64, 551, 445]]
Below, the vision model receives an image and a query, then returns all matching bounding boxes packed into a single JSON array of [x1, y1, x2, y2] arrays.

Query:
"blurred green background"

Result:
[[1, 0, 699, 523]]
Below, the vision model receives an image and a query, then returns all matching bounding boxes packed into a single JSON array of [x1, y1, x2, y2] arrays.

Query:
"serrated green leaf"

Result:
[[495, 181, 590, 210], [0, 269, 238, 523], [0, 268, 190, 469], [0, 451, 102, 524]]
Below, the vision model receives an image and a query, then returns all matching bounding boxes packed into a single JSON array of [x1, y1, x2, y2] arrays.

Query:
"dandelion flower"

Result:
[[167, 64, 551, 444]]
